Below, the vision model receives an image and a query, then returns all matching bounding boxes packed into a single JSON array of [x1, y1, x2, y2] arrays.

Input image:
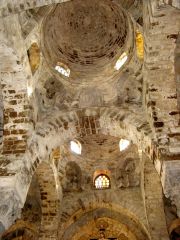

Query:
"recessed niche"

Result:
[[136, 31, 144, 60], [55, 62, 70, 77], [27, 42, 40, 75]]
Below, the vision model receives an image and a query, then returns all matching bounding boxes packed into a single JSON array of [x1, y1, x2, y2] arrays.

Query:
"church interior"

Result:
[[0, 0, 180, 239]]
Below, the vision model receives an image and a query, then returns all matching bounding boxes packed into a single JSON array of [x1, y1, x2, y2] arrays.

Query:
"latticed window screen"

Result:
[[94, 175, 110, 189]]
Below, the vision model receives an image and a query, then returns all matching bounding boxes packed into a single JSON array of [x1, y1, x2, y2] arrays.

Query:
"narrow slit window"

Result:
[[114, 52, 128, 70], [94, 174, 110, 189], [136, 30, 144, 60]]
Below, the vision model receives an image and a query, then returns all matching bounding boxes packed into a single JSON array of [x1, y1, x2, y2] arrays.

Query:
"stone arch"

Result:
[[19, 107, 153, 238], [57, 151, 170, 240], [29, 107, 151, 166], [1, 161, 61, 239], [0, 0, 145, 18], [22, 108, 147, 190], [1, 160, 61, 239], [0, 1, 70, 17], [23, 107, 152, 207], [19, 6, 52, 40], [58, 202, 150, 240], [59, 187, 148, 235]]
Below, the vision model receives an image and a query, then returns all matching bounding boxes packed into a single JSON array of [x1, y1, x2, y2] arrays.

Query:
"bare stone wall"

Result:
[[0, 0, 179, 238], [60, 188, 147, 227], [0, 14, 32, 155], [0, 14, 33, 229], [58, 197, 150, 240], [143, 153, 169, 240], [143, 0, 180, 216], [144, 0, 180, 156], [36, 162, 61, 240]]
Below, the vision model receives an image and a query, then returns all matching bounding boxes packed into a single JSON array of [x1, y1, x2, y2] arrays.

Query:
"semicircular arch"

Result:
[[59, 202, 150, 240], [30, 107, 151, 164]]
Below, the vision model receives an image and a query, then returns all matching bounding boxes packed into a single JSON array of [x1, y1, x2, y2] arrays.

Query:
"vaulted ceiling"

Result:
[[0, 0, 180, 240]]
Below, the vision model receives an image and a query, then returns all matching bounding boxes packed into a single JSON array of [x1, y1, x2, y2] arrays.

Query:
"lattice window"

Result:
[[55, 62, 70, 77], [94, 175, 110, 189]]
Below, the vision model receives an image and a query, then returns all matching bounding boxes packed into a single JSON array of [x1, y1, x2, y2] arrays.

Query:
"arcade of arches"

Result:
[[0, 0, 180, 240]]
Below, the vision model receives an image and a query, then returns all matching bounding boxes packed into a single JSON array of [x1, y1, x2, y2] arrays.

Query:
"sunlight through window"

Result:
[[70, 140, 82, 155], [95, 175, 110, 189], [55, 62, 70, 77], [114, 52, 128, 70], [119, 139, 130, 151], [27, 86, 33, 97]]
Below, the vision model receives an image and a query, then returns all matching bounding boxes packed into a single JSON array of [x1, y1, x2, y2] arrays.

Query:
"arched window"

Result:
[[114, 52, 128, 70], [119, 139, 130, 151], [55, 62, 70, 77], [70, 140, 82, 155], [94, 174, 110, 189]]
